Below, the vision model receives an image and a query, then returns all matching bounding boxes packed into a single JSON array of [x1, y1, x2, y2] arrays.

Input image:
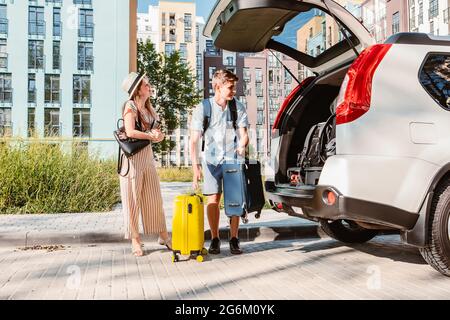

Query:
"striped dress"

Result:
[[119, 101, 167, 240]]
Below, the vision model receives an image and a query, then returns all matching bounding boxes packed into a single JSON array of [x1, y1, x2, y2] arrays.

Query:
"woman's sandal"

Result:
[[158, 237, 172, 251], [132, 243, 144, 257]]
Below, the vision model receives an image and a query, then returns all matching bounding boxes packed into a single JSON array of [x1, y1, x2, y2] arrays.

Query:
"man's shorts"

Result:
[[202, 162, 223, 196]]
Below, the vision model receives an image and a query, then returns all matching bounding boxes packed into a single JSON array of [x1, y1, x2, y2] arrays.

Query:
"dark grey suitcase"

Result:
[[222, 161, 265, 223]]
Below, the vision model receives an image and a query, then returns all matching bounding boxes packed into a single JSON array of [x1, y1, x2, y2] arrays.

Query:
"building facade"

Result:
[[408, 0, 450, 35], [0, 0, 136, 159], [361, 0, 388, 42], [137, 5, 159, 45]]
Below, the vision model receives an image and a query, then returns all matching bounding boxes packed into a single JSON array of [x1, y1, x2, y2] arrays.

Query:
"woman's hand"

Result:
[[148, 129, 165, 143]]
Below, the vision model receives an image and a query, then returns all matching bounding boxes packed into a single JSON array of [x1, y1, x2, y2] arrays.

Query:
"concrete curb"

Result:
[[0, 223, 322, 248]]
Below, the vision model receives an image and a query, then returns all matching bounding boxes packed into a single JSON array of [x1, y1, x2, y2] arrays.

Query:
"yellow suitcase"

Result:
[[172, 194, 208, 262]]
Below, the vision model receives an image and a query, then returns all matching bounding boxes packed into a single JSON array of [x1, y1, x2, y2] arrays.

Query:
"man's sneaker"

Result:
[[229, 237, 243, 255], [208, 238, 221, 254]]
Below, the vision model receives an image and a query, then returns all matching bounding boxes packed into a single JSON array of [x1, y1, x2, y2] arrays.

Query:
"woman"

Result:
[[119, 72, 171, 257]]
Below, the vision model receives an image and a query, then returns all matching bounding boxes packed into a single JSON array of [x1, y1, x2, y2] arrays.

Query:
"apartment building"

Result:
[[409, 0, 449, 34], [361, 0, 388, 42], [137, 4, 159, 45], [0, 0, 136, 158]]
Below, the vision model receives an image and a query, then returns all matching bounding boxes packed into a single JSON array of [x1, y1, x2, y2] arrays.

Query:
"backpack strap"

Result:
[[228, 98, 238, 131], [202, 98, 212, 152]]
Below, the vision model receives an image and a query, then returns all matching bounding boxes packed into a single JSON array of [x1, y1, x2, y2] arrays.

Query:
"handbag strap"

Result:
[[117, 147, 130, 177]]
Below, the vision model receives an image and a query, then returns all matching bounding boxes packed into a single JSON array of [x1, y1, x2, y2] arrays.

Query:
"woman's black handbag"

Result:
[[114, 119, 150, 177]]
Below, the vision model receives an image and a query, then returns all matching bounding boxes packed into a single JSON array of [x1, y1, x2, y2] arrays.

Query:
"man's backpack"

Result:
[[201, 98, 238, 152]]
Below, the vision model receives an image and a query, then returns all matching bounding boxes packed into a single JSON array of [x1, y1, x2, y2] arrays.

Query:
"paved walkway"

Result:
[[2, 182, 450, 300]]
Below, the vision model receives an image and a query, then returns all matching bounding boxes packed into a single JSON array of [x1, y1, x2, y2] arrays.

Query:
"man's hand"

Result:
[[192, 164, 203, 191], [236, 145, 246, 157]]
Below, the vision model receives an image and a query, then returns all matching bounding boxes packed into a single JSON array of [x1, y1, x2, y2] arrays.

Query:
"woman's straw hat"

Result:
[[122, 72, 146, 99]]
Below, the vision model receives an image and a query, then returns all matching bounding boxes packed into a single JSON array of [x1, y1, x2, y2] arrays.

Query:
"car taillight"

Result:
[[336, 44, 392, 125], [272, 76, 315, 135]]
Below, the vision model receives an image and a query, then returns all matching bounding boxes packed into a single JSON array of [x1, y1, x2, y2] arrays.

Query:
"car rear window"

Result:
[[419, 54, 450, 110], [272, 8, 355, 58]]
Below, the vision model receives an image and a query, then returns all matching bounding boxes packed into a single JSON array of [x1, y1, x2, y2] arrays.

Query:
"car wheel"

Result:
[[419, 179, 450, 277], [319, 219, 378, 244]]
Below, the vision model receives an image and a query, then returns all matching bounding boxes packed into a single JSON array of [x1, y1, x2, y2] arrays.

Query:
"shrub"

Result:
[[0, 139, 119, 214], [157, 167, 193, 182]]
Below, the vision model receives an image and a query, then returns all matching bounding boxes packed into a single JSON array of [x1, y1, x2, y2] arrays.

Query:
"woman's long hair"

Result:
[[121, 78, 159, 130]]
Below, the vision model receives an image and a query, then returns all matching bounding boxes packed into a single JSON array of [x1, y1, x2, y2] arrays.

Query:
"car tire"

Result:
[[419, 179, 450, 277], [319, 219, 379, 244]]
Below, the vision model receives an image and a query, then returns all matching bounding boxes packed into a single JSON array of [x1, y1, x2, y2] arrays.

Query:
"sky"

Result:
[[138, 0, 216, 21]]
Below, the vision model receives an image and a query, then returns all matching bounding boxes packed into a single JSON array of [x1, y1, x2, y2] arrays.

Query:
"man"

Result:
[[190, 69, 249, 255]]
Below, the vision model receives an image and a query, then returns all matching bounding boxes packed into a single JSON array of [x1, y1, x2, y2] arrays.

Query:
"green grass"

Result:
[[0, 139, 120, 214], [157, 167, 193, 182]]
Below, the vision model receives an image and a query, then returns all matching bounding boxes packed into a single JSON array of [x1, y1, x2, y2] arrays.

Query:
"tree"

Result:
[[137, 40, 202, 159]]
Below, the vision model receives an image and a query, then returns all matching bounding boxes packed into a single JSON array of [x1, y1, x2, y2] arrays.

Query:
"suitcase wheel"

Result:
[[201, 248, 208, 256], [196, 255, 204, 263], [172, 254, 179, 263], [255, 212, 261, 219], [241, 217, 249, 224]]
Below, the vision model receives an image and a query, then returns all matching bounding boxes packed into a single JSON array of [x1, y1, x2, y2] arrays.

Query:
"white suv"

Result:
[[205, 0, 450, 276]]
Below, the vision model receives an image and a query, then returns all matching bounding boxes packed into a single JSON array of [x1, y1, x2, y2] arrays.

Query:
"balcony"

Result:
[[0, 18, 7, 37]]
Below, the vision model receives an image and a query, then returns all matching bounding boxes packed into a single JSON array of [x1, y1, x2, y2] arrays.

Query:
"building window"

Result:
[[0, 73, 12, 103], [161, 12, 166, 26], [0, 5, 7, 36], [53, 41, 61, 70], [73, 0, 92, 5], [419, 54, 450, 110], [169, 13, 176, 26], [429, 0, 439, 18], [418, 0, 424, 24], [28, 74, 36, 103], [28, 40, 44, 69], [392, 11, 400, 34], [73, 75, 91, 104], [179, 43, 187, 61], [28, 6, 45, 36], [184, 13, 192, 29], [169, 28, 176, 42], [78, 42, 94, 71], [161, 27, 166, 42], [45, 74, 60, 104], [73, 109, 91, 137], [28, 108, 35, 137], [0, 39, 6, 69], [53, 7, 61, 37], [255, 68, 263, 83], [0, 107, 11, 137], [165, 43, 175, 56], [257, 110, 264, 125], [79, 9, 94, 38], [256, 83, 263, 97], [226, 56, 234, 66], [44, 108, 60, 137], [184, 29, 192, 42], [430, 20, 434, 34]]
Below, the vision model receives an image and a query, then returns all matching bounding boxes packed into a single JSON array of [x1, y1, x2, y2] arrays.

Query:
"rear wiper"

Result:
[[321, 0, 359, 57], [268, 49, 301, 85]]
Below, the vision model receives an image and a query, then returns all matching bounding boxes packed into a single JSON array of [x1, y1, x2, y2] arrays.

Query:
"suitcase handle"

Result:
[[228, 203, 240, 207], [225, 169, 238, 173]]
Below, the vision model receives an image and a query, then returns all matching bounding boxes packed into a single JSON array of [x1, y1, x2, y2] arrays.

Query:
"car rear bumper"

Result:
[[265, 181, 419, 230]]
